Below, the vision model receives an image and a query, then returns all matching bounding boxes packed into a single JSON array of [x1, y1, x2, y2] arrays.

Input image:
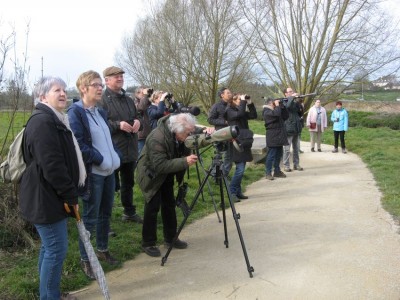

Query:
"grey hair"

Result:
[[168, 113, 196, 134], [33, 76, 67, 106]]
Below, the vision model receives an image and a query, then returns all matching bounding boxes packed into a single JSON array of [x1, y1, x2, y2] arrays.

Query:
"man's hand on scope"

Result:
[[186, 154, 198, 166], [203, 127, 215, 135]]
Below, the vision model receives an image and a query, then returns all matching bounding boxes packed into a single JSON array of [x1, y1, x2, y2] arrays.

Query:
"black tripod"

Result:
[[161, 145, 255, 278]]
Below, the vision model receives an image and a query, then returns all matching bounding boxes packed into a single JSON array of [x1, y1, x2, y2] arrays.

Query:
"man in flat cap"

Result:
[[100, 66, 143, 226]]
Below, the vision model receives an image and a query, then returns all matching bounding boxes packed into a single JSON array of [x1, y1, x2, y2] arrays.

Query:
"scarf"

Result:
[[43, 103, 87, 186]]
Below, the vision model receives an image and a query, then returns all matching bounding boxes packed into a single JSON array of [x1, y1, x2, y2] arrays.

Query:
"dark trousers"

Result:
[[142, 176, 177, 247], [115, 161, 136, 215], [333, 130, 346, 149]]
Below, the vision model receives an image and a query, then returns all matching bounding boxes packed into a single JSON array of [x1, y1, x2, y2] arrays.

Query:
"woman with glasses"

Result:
[[67, 70, 121, 279]]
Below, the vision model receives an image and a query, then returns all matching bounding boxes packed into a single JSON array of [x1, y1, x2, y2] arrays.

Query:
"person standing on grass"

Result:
[[68, 70, 121, 280], [100, 66, 143, 224], [331, 101, 349, 153], [20, 76, 85, 300], [307, 99, 328, 152]]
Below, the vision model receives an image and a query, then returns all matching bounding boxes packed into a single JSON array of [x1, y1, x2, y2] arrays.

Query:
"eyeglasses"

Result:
[[87, 83, 104, 89]]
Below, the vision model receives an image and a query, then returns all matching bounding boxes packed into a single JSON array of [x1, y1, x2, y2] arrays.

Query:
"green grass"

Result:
[[342, 90, 400, 102], [1, 111, 400, 299]]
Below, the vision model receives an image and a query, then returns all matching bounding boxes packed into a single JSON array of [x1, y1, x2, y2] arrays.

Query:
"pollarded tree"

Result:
[[240, 0, 400, 110]]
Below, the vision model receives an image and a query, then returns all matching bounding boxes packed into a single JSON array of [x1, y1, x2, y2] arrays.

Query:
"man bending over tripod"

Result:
[[137, 113, 198, 257]]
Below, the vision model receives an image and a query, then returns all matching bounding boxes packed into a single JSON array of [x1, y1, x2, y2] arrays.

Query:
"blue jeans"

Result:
[[79, 173, 115, 261], [35, 218, 68, 300], [266, 146, 283, 174], [229, 162, 245, 196]]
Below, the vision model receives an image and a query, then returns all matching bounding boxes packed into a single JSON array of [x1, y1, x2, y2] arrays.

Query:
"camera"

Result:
[[176, 102, 200, 116]]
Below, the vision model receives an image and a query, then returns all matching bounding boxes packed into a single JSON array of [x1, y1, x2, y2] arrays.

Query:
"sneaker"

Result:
[[96, 250, 119, 266], [311, 148, 315, 152], [273, 171, 286, 178], [318, 149, 322, 152], [164, 238, 188, 249], [342, 148, 347, 154], [142, 246, 161, 257], [332, 148, 338, 153], [265, 174, 274, 180], [294, 165, 304, 171], [122, 213, 143, 224], [80, 260, 96, 280], [284, 167, 292, 172], [237, 193, 249, 200], [108, 228, 117, 237], [299, 149, 304, 153], [61, 292, 78, 300]]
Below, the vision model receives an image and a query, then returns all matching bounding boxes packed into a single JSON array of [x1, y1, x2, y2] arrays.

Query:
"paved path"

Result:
[[75, 142, 400, 300]]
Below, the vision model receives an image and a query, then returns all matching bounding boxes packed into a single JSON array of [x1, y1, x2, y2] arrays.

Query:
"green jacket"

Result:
[[137, 115, 190, 202]]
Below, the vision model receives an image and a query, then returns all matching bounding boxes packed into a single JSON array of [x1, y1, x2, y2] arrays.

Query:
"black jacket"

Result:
[[263, 104, 289, 148], [207, 100, 228, 130], [100, 88, 141, 163], [282, 97, 302, 136], [225, 101, 257, 163], [19, 103, 80, 224]]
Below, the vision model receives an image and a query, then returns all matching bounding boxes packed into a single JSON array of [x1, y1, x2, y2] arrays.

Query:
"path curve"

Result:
[[75, 142, 400, 300]]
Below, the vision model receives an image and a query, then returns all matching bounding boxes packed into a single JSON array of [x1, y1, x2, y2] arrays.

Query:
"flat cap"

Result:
[[103, 66, 125, 77]]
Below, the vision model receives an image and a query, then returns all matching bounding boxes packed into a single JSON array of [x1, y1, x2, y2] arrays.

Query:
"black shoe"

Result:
[[237, 193, 248, 200], [273, 171, 286, 178], [142, 246, 161, 257], [318, 149, 322, 152], [96, 250, 119, 266], [164, 238, 188, 249], [311, 148, 315, 152], [122, 213, 143, 224], [80, 260, 96, 280]]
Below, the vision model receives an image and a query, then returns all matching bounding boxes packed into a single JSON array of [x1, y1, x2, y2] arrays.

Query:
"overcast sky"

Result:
[[1, 0, 145, 89], [1, 0, 399, 91]]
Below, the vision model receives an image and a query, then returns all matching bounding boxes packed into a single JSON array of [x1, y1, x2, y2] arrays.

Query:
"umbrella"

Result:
[[65, 204, 111, 300]]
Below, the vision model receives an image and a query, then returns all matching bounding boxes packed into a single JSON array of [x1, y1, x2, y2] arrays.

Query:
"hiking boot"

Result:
[[284, 167, 292, 172], [96, 250, 119, 266], [311, 148, 315, 152], [237, 193, 249, 200], [332, 148, 338, 153], [142, 246, 161, 257], [318, 149, 322, 152], [164, 238, 188, 249], [265, 174, 274, 180], [80, 260, 96, 280], [342, 148, 347, 154], [273, 171, 286, 178], [61, 292, 78, 300], [294, 165, 304, 171], [122, 213, 143, 224]]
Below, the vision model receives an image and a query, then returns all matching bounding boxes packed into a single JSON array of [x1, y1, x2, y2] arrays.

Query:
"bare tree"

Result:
[[117, 0, 257, 111], [240, 0, 400, 110]]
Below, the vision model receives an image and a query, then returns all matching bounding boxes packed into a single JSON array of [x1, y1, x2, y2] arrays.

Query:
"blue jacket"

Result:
[[67, 100, 121, 195], [331, 108, 348, 131]]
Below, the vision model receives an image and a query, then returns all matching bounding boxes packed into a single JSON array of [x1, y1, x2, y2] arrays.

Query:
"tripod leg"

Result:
[[216, 164, 229, 248], [222, 175, 255, 278], [161, 171, 212, 266]]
